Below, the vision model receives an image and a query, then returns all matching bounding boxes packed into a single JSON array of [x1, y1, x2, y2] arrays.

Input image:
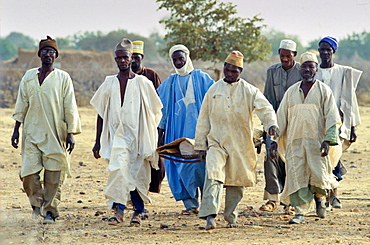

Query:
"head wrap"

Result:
[[225, 51, 244, 69], [300, 51, 318, 65], [319, 36, 338, 51], [169, 44, 194, 76], [38, 35, 59, 57], [279, 39, 297, 52], [115, 38, 133, 53], [133, 40, 144, 55]]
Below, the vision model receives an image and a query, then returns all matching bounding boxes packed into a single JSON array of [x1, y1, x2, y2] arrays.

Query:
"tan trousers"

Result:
[[199, 178, 244, 224], [22, 170, 62, 218]]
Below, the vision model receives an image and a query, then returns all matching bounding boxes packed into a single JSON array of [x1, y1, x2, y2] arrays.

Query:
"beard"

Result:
[[131, 62, 139, 72], [302, 74, 315, 82], [42, 57, 53, 66]]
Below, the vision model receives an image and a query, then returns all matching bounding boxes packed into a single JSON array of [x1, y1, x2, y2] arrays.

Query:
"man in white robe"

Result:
[[194, 51, 278, 230], [90, 38, 162, 226], [278, 52, 341, 224], [11, 36, 81, 224], [316, 36, 363, 208]]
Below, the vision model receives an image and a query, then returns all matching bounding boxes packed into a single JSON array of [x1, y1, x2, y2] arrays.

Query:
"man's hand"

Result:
[[92, 141, 101, 159], [270, 141, 278, 158], [349, 126, 357, 143], [320, 141, 330, 157], [198, 150, 207, 161], [268, 125, 279, 140], [158, 128, 165, 147], [66, 133, 75, 154], [11, 129, 19, 149], [11, 121, 21, 149], [254, 139, 263, 154]]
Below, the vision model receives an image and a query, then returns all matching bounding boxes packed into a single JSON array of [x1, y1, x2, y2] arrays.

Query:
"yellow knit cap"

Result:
[[225, 51, 244, 68], [133, 40, 144, 54]]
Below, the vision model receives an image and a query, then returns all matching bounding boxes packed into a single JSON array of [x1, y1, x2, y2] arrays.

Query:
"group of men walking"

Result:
[[11, 35, 362, 228]]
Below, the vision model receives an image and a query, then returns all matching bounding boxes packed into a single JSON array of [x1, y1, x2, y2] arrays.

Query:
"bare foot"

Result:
[[205, 215, 216, 230], [32, 206, 42, 219], [227, 222, 238, 228]]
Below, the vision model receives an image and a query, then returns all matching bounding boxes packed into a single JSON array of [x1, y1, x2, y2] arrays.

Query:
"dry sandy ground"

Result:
[[0, 106, 369, 245]]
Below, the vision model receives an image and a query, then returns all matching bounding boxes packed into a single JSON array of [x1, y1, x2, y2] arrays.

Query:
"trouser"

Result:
[[149, 157, 165, 193], [22, 170, 62, 218], [113, 189, 145, 214], [263, 132, 286, 202], [182, 186, 202, 210], [183, 197, 199, 210], [290, 186, 326, 215], [330, 138, 350, 199], [199, 178, 244, 224]]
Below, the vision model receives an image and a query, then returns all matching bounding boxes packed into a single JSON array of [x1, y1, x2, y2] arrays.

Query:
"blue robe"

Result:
[[157, 69, 214, 201]]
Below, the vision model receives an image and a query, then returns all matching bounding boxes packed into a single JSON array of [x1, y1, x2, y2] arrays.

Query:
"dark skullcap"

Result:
[[38, 35, 59, 57]]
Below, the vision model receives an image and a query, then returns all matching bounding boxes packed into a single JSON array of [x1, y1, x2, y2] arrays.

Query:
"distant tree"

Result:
[[264, 29, 305, 55], [149, 32, 167, 58], [337, 31, 370, 60], [156, 0, 271, 78], [73, 29, 160, 60], [0, 38, 17, 60], [306, 38, 321, 52], [56, 36, 75, 49], [149, 32, 166, 50], [5, 32, 37, 49]]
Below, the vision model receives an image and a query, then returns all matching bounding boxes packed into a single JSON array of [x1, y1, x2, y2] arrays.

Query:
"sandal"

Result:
[[181, 208, 199, 215], [108, 216, 121, 225], [284, 205, 295, 215], [139, 209, 149, 220], [130, 216, 142, 227], [259, 201, 277, 212]]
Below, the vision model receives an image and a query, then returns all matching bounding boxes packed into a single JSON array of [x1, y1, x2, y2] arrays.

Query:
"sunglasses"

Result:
[[40, 49, 56, 54]]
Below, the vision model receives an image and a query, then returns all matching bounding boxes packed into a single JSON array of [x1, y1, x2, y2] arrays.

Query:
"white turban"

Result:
[[169, 44, 194, 76]]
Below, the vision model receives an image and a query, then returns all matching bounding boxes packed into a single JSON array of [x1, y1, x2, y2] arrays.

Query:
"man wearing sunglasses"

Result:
[[11, 36, 81, 224]]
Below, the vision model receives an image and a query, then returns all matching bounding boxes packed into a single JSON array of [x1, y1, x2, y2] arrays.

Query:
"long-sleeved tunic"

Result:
[[194, 78, 277, 186], [13, 68, 81, 177], [277, 80, 341, 203]]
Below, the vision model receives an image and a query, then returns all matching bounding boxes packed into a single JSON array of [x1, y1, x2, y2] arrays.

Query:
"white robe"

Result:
[[194, 79, 277, 187], [12, 68, 81, 178], [316, 64, 362, 140], [90, 74, 162, 208], [277, 81, 341, 203]]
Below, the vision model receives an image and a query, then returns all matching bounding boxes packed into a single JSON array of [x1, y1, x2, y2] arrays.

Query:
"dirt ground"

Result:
[[0, 106, 369, 245]]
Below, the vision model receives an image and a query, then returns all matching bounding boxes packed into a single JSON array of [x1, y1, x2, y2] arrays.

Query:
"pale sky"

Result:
[[1, 0, 369, 46]]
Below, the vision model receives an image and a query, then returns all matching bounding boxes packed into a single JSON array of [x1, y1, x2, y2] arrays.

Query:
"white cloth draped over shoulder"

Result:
[[90, 74, 162, 208], [316, 64, 362, 140]]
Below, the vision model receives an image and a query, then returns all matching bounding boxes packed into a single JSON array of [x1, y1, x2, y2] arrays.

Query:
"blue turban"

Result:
[[319, 36, 338, 51]]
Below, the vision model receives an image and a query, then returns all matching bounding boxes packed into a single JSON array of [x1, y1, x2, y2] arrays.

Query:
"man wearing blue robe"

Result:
[[157, 44, 214, 213]]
